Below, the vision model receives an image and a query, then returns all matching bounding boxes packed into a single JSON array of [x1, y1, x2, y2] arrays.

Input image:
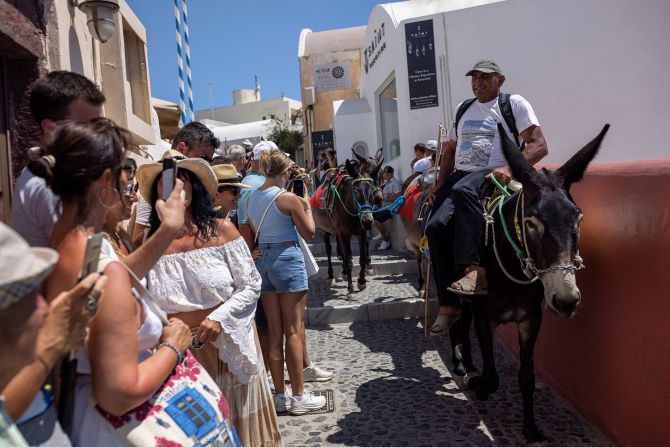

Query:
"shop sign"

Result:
[[311, 130, 334, 161], [405, 19, 439, 109], [314, 62, 352, 92], [363, 23, 386, 74]]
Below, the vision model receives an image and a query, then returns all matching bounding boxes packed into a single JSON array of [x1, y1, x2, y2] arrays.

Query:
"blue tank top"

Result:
[[247, 187, 298, 244]]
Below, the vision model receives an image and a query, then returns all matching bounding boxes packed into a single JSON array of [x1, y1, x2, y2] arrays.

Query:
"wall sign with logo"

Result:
[[405, 19, 439, 109], [311, 130, 334, 162], [314, 62, 352, 92], [363, 23, 386, 74]]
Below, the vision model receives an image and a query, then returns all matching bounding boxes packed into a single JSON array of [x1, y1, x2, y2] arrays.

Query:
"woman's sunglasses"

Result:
[[217, 186, 240, 195], [124, 182, 139, 196], [122, 158, 137, 180]]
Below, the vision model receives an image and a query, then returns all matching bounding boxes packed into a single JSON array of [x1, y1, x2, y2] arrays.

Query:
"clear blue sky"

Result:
[[126, 0, 400, 112]]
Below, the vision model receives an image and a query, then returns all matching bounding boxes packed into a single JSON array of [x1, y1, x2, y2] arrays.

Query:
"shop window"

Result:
[[378, 77, 399, 161]]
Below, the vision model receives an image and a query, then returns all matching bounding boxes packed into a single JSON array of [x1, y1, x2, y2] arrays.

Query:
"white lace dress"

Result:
[[148, 237, 282, 447]]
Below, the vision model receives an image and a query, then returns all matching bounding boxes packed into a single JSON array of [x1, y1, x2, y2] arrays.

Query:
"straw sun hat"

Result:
[[0, 222, 58, 310], [136, 150, 218, 201], [210, 164, 250, 190]]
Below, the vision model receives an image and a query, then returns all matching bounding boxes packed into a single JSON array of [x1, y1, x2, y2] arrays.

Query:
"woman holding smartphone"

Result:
[[142, 158, 282, 447], [29, 119, 192, 446], [247, 150, 325, 415]]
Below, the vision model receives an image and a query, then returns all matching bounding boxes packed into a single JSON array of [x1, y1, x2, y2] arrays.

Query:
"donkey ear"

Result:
[[351, 146, 367, 164], [345, 159, 358, 178], [370, 155, 384, 182], [498, 123, 537, 187], [374, 147, 383, 162], [555, 124, 609, 191]]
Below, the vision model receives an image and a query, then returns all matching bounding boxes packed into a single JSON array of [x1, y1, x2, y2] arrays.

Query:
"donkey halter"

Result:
[[351, 177, 378, 215], [485, 174, 585, 285]]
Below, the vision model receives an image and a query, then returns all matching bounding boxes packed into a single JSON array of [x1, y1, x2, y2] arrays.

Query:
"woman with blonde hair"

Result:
[[247, 149, 325, 415]]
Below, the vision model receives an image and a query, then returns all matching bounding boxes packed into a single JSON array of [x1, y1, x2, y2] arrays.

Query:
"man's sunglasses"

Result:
[[217, 186, 240, 195], [122, 158, 137, 179]]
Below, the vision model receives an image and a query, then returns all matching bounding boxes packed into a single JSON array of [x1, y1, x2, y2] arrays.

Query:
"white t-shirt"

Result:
[[447, 95, 539, 172], [135, 193, 152, 227], [10, 163, 61, 247]]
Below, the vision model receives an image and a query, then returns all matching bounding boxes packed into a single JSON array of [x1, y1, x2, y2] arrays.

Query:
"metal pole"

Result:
[[174, 0, 186, 127], [181, 0, 195, 122]]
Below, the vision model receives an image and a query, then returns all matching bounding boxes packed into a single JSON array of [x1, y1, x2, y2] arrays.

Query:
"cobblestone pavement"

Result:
[[308, 250, 432, 308], [277, 319, 611, 447]]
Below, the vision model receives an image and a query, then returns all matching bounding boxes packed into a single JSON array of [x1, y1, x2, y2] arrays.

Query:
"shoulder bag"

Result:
[[93, 257, 241, 447]]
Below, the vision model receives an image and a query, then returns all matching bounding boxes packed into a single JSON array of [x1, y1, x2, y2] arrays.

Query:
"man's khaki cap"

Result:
[[466, 60, 502, 76]]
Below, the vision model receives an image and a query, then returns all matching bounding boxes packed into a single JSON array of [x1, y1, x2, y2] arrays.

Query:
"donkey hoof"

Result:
[[346, 293, 358, 301], [365, 268, 374, 276], [453, 374, 465, 388], [328, 278, 336, 285], [357, 281, 367, 290], [417, 288, 426, 297]]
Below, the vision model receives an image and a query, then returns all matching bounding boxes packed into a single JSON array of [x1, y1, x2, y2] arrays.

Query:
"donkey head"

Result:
[[345, 158, 383, 230], [499, 123, 609, 317], [352, 147, 383, 177]]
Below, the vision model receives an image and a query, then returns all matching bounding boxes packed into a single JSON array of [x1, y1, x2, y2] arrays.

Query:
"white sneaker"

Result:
[[273, 392, 292, 413], [371, 233, 383, 241], [289, 390, 326, 415], [378, 240, 391, 250], [303, 362, 334, 382]]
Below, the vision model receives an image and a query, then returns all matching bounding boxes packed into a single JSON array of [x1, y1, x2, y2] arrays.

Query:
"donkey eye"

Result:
[[525, 221, 537, 231]]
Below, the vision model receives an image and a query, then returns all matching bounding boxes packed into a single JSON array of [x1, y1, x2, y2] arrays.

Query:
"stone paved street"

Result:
[[277, 319, 612, 447]]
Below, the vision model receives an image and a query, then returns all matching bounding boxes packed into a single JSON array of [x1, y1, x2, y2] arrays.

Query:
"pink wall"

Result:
[[497, 159, 670, 446]]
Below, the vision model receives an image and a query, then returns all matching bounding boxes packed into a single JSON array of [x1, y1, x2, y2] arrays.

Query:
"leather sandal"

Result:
[[447, 269, 488, 296]]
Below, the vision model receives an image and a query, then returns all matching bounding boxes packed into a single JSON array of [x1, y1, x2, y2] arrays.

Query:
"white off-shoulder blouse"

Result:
[[147, 236, 261, 383]]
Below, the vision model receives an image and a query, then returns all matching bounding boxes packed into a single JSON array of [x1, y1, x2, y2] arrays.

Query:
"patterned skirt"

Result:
[[190, 326, 283, 447]]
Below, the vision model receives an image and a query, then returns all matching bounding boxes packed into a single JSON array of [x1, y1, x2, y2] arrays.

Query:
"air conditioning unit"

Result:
[[303, 86, 315, 106]]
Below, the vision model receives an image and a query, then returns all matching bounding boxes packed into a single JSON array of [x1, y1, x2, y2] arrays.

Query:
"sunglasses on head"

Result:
[[122, 158, 137, 179]]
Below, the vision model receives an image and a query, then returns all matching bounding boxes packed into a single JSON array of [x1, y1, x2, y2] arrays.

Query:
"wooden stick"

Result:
[[424, 261, 431, 337]]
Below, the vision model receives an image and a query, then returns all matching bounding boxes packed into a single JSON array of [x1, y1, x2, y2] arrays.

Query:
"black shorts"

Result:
[[373, 209, 393, 223], [255, 298, 267, 328]]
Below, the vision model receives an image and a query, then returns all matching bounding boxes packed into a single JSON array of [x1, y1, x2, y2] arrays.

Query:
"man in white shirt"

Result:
[[425, 60, 548, 334], [10, 71, 106, 247]]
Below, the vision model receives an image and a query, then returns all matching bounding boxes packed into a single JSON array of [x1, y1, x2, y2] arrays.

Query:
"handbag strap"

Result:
[[252, 188, 286, 244], [98, 255, 169, 325]]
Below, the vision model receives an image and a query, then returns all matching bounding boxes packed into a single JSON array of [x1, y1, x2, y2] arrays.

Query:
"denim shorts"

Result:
[[255, 241, 308, 293]]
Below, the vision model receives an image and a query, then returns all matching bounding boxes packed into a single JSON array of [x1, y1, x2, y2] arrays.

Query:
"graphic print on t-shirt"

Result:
[[457, 117, 497, 168]]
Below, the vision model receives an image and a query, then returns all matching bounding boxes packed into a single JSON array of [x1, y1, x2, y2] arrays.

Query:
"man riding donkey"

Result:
[[426, 60, 548, 335]]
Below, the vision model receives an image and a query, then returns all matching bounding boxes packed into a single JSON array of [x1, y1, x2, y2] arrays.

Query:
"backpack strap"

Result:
[[498, 93, 524, 150], [454, 98, 477, 138]]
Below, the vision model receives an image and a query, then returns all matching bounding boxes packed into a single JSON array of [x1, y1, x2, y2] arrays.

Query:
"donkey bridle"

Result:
[[486, 189, 585, 285]]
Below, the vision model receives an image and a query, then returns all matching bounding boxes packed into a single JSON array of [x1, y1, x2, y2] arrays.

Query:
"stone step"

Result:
[[305, 297, 439, 326], [312, 252, 417, 277]]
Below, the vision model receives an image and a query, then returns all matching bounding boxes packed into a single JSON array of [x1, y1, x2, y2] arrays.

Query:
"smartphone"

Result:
[[162, 158, 178, 200], [293, 178, 304, 197], [80, 233, 103, 279]]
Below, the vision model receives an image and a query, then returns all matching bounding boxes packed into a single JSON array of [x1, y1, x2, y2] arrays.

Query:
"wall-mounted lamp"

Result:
[[73, 0, 120, 43]]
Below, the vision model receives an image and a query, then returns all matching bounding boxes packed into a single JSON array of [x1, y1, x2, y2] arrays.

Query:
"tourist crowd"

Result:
[[0, 70, 333, 447]]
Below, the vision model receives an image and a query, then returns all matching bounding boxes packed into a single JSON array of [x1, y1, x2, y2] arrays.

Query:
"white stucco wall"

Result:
[[338, 0, 670, 182]]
